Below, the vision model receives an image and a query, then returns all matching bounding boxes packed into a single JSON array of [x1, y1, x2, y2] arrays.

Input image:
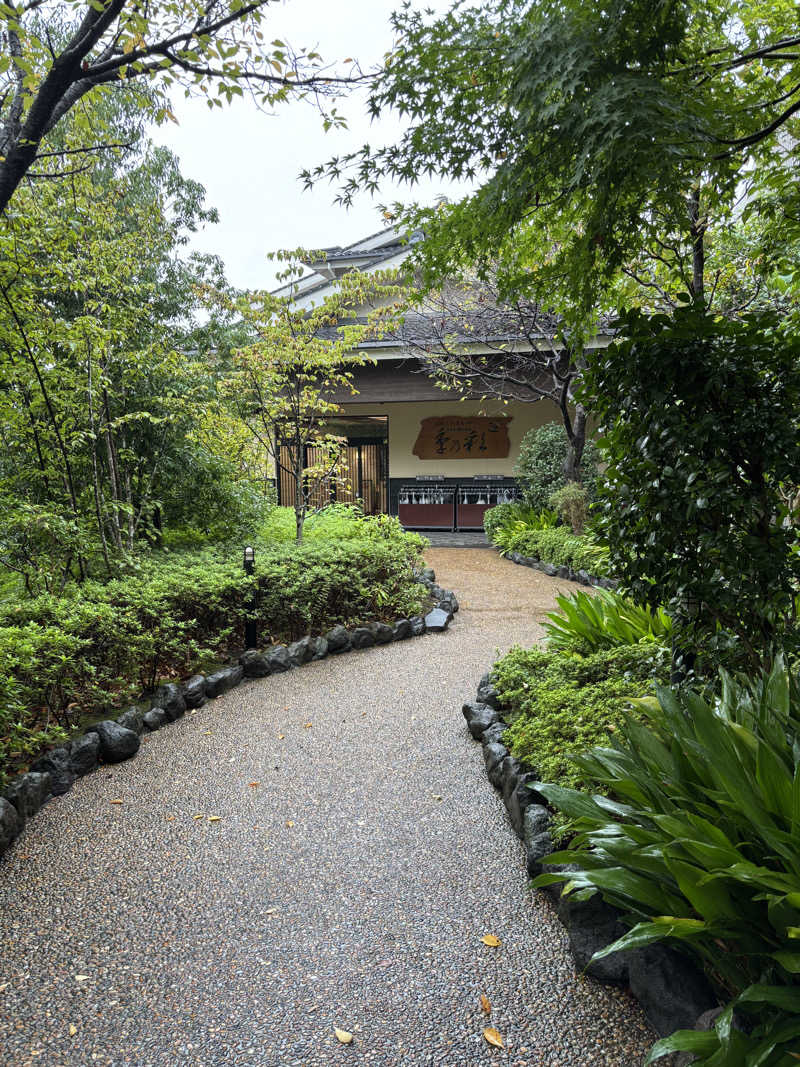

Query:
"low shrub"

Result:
[[492, 643, 667, 839], [549, 482, 589, 534], [544, 588, 673, 654], [510, 526, 610, 575], [535, 656, 800, 1066], [483, 501, 558, 545], [0, 520, 427, 783], [514, 422, 602, 511]]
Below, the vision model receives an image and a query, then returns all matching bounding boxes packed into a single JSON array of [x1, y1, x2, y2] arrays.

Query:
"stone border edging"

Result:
[[462, 678, 718, 1048], [500, 547, 617, 590], [0, 569, 459, 863]]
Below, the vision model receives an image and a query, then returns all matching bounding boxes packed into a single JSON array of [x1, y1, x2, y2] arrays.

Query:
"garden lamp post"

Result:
[[243, 546, 257, 650]]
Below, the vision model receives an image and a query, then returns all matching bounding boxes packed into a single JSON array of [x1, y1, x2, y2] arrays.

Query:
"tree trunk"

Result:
[[562, 402, 587, 483], [294, 446, 305, 544]]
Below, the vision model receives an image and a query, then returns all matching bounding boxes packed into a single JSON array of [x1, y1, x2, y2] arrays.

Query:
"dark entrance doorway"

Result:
[[277, 417, 389, 516]]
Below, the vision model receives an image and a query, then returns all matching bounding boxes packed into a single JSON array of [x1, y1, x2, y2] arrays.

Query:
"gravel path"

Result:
[[0, 549, 654, 1067]]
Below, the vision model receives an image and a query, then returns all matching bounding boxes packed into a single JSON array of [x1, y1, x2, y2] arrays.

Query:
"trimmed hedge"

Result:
[[511, 527, 609, 575], [0, 528, 427, 782]]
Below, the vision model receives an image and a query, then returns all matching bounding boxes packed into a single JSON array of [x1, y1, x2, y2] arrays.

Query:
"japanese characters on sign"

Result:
[[412, 416, 513, 460]]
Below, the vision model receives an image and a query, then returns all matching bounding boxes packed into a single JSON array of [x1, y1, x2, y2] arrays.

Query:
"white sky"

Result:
[[150, 0, 468, 291]]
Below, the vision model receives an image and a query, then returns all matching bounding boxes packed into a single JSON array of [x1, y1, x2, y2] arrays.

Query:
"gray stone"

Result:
[[478, 672, 492, 689], [557, 565, 571, 579], [558, 892, 631, 986], [509, 552, 522, 564], [442, 591, 459, 613], [143, 707, 168, 731], [525, 830, 554, 877], [117, 707, 144, 735], [429, 584, 446, 601], [31, 747, 74, 796], [350, 626, 376, 650], [325, 625, 351, 653], [1, 772, 50, 833], [153, 682, 186, 721], [476, 682, 502, 710], [239, 649, 271, 677], [312, 636, 328, 660], [424, 607, 451, 632], [91, 720, 140, 763], [576, 569, 592, 585], [461, 701, 501, 740], [3, 777, 29, 832], [506, 775, 545, 838], [372, 622, 394, 644], [500, 756, 524, 807], [421, 567, 436, 582], [409, 615, 426, 637], [265, 647, 291, 673], [481, 721, 507, 746], [288, 636, 315, 666], [542, 562, 558, 577], [69, 732, 101, 777], [523, 804, 552, 845], [205, 665, 244, 697], [538, 861, 582, 904], [392, 619, 412, 641], [482, 740, 507, 780], [0, 797, 19, 854], [628, 944, 718, 1038], [183, 674, 207, 708], [486, 744, 509, 790]]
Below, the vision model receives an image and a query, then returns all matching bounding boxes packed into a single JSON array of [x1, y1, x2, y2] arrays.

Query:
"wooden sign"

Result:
[[412, 416, 513, 460]]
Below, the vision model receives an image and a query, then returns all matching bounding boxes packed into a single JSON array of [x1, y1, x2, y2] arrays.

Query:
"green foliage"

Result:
[[508, 527, 610, 576], [535, 657, 800, 1065], [492, 643, 666, 823], [585, 306, 800, 666], [0, 516, 427, 783], [549, 482, 589, 535], [514, 424, 602, 511], [544, 589, 673, 655], [483, 501, 558, 543], [307, 0, 797, 327]]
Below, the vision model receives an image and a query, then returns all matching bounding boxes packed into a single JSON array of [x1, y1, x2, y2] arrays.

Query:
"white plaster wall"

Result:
[[338, 398, 560, 478]]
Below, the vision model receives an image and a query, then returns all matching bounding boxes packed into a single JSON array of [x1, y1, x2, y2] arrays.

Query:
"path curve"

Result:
[[0, 549, 653, 1067]]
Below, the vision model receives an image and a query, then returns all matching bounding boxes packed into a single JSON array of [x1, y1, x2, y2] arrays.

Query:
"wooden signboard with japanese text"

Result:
[[412, 416, 513, 460]]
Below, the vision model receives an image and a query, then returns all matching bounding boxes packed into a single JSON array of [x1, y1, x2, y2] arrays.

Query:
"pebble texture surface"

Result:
[[0, 549, 654, 1066]]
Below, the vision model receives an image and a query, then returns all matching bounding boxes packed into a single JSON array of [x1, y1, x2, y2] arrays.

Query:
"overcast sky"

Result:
[[150, 0, 468, 291]]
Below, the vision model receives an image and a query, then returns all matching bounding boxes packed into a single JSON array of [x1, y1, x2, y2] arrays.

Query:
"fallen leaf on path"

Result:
[[109, 799, 123, 805], [334, 1028, 353, 1044], [285, 820, 294, 828], [208, 815, 221, 823], [69, 1024, 77, 1037], [480, 994, 491, 1014], [165, 816, 175, 822], [0, 982, 9, 992], [480, 934, 501, 947], [483, 1026, 504, 1049], [303, 722, 312, 729], [203, 730, 213, 736], [74, 975, 90, 982], [432, 794, 443, 801], [249, 781, 260, 788], [193, 814, 204, 821], [278, 734, 285, 739]]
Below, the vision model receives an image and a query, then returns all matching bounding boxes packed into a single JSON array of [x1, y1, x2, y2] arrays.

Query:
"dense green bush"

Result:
[[535, 657, 800, 1066], [514, 423, 602, 511], [0, 511, 427, 783], [585, 306, 800, 668], [544, 589, 673, 654], [511, 527, 610, 575], [549, 481, 589, 534], [492, 642, 666, 805]]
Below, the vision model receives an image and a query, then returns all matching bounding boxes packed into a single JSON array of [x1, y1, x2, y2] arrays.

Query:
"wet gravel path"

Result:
[[0, 549, 654, 1067]]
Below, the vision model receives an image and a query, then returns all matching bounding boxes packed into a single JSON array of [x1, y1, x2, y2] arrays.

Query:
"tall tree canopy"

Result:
[[0, 0, 364, 213], [306, 0, 800, 318]]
